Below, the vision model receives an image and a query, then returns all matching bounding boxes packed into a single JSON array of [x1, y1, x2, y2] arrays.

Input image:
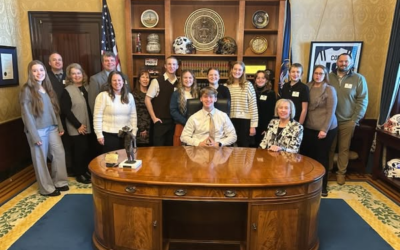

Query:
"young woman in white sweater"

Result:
[[226, 61, 258, 147], [93, 71, 137, 153]]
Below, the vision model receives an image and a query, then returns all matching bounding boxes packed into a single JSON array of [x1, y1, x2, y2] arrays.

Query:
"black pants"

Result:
[[231, 118, 254, 147], [301, 127, 338, 189], [152, 119, 175, 146], [102, 132, 124, 154], [61, 129, 73, 172], [70, 134, 90, 176]]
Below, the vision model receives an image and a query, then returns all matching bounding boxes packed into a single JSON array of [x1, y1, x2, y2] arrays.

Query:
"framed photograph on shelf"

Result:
[[145, 58, 158, 66], [0, 46, 19, 87], [307, 41, 363, 82]]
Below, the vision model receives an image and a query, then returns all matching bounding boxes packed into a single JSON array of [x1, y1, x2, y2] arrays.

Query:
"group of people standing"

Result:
[[20, 52, 136, 196], [19, 52, 367, 198], [276, 54, 368, 196]]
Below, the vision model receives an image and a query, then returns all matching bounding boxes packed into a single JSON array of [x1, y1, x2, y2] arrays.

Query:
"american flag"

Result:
[[101, 0, 121, 71], [278, 0, 291, 97]]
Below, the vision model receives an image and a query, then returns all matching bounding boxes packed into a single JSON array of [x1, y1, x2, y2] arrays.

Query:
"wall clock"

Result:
[[250, 36, 268, 54]]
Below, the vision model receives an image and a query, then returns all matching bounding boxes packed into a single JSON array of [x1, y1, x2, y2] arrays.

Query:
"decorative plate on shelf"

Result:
[[184, 8, 225, 52], [141, 9, 159, 28], [252, 10, 269, 29], [250, 36, 268, 54]]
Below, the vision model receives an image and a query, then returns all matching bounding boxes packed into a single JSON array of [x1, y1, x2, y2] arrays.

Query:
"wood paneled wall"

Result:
[[0, 119, 31, 182]]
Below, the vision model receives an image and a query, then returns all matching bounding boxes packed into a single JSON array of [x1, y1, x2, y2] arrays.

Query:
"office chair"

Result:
[[186, 98, 231, 118]]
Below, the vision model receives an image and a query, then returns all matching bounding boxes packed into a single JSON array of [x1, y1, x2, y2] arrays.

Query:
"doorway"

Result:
[[28, 12, 102, 77]]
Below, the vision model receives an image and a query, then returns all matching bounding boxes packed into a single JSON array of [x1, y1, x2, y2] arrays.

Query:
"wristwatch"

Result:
[[218, 142, 222, 147]]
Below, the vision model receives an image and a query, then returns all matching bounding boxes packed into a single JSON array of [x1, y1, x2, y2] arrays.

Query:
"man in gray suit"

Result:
[[88, 51, 131, 112]]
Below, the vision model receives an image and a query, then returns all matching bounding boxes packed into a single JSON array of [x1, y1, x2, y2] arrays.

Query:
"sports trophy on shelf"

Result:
[[136, 33, 142, 53], [118, 126, 142, 169]]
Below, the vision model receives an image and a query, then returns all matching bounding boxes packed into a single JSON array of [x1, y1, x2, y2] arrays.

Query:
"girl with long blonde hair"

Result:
[[226, 61, 258, 147], [170, 70, 199, 125]]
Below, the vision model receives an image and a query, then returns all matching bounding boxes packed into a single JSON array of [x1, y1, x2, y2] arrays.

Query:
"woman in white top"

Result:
[[93, 71, 137, 153], [226, 61, 258, 147]]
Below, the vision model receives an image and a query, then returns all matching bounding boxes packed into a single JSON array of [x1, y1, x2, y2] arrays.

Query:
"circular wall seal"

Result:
[[184, 8, 225, 52]]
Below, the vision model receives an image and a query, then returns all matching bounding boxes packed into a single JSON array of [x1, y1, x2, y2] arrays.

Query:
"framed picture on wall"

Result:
[[307, 41, 363, 82], [0, 46, 19, 87]]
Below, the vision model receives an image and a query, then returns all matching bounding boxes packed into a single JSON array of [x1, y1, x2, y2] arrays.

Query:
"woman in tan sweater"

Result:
[[301, 65, 338, 197]]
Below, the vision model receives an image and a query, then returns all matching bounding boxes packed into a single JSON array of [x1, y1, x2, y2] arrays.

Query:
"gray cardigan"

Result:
[[20, 85, 63, 144], [63, 84, 91, 136], [305, 82, 338, 132]]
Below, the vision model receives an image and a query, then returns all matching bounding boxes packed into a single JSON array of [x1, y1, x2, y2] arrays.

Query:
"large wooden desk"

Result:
[[89, 146, 325, 250]]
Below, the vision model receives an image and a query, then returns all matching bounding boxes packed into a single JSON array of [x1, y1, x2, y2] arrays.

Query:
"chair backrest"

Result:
[[186, 98, 231, 118], [215, 99, 231, 117], [186, 99, 203, 118]]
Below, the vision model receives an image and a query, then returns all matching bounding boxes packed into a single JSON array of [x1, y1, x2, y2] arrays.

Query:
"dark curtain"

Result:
[[378, 0, 400, 125]]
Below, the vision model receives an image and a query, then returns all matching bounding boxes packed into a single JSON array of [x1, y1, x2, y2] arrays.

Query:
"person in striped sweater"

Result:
[[226, 61, 258, 147]]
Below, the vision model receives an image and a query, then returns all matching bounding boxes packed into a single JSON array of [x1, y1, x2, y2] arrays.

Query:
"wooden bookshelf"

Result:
[[125, 0, 286, 90]]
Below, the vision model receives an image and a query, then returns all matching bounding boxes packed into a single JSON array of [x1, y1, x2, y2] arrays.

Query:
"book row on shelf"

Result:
[[180, 60, 231, 78]]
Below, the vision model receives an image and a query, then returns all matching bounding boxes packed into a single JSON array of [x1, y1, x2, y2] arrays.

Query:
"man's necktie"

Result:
[[55, 73, 62, 82], [208, 113, 215, 141]]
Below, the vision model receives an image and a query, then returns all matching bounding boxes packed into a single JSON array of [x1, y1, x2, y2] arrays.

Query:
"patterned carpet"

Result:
[[0, 179, 399, 250]]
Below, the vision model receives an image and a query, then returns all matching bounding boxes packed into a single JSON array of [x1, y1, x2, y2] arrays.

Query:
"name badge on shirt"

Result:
[[344, 83, 352, 89], [292, 91, 300, 97], [62, 80, 66, 85], [260, 95, 267, 101]]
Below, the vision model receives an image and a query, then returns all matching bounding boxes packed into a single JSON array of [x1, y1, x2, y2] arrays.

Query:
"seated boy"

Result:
[[181, 87, 237, 147]]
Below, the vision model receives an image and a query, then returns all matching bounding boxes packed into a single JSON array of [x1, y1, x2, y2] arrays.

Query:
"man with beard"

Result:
[[329, 53, 368, 185]]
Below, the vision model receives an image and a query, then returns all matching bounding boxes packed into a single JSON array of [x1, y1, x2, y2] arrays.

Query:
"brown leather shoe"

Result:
[[337, 174, 346, 185]]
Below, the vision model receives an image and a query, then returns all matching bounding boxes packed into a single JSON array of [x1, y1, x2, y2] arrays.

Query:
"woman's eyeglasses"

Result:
[[314, 72, 325, 75]]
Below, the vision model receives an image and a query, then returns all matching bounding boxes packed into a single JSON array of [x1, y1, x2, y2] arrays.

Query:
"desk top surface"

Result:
[[89, 146, 325, 187]]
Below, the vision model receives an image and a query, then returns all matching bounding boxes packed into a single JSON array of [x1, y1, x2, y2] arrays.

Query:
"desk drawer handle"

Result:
[[125, 186, 136, 193], [275, 189, 287, 196], [153, 220, 157, 228], [174, 189, 187, 196], [224, 190, 237, 198]]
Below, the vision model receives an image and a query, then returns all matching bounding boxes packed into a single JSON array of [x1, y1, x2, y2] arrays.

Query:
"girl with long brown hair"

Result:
[[253, 70, 276, 147], [20, 60, 68, 196]]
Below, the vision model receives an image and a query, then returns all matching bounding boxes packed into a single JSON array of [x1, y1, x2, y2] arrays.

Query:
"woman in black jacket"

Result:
[[253, 70, 276, 147]]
